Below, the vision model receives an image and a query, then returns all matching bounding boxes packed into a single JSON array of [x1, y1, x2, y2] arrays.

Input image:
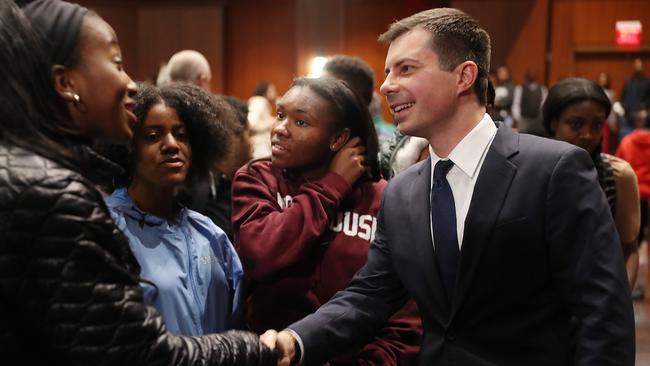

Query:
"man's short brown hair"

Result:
[[378, 8, 491, 105]]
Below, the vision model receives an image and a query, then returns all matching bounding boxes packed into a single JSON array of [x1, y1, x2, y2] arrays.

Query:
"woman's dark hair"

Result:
[[292, 76, 380, 182], [254, 81, 270, 97], [542, 77, 612, 136], [323, 55, 375, 107], [110, 83, 235, 187], [62, 10, 100, 68], [222, 95, 249, 135], [0, 0, 86, 170]]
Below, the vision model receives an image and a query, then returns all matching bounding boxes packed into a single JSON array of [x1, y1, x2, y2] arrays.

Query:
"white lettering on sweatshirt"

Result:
[[277, 192, 377, 242]]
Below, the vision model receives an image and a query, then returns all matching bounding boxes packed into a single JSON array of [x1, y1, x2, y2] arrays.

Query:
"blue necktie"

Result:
[[431, 159, 459, 301]]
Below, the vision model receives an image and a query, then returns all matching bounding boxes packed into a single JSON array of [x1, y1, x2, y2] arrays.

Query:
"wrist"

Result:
[[292, 338, 301, 365], [284, 328, 305, 365]]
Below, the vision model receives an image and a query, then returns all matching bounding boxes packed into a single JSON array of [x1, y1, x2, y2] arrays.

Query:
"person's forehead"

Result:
[[144, 104, 182, 124], [82, 16, 118, 49], [278, 86, 331, 118], [558, 101, 607, 120], [384, 30, 437, 72], [279, 86, 315, 104], [386, 29, 434, 62]]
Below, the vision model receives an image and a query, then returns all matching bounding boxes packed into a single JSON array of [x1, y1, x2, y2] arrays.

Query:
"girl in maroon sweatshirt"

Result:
[[232, 77, 421, 365]]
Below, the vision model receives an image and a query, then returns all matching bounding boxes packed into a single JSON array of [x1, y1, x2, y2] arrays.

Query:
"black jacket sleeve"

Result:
[[0, 160, 275, 366]]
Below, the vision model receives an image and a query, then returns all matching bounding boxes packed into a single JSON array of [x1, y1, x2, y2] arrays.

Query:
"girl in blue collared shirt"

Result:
[[105, 83, 243, 336]]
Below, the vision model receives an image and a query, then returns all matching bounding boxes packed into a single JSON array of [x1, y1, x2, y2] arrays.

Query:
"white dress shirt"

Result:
[[429, 113, 497, 250]]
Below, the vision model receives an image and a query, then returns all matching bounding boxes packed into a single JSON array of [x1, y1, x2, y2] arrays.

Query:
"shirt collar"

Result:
[[109, 187, 188, 227], [429, 113, 497, 179]]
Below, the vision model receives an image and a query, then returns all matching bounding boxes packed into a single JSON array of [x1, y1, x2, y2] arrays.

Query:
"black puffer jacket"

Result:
[[0, 144, 276, 366]]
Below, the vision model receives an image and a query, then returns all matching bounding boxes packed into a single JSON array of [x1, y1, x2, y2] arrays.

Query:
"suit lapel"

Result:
[[450, 125, 519, 318], [408, 158, 451, 320]]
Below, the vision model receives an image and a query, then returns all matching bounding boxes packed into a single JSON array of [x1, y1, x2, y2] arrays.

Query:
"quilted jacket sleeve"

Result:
[[0, 161, 275, 366]]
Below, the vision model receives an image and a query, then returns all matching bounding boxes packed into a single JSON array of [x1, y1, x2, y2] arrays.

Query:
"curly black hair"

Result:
[[109, 83, 236, 188], [221, 95, 249, 135]]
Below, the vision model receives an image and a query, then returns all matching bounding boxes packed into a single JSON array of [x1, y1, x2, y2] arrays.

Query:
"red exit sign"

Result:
[[616, 20, 642, 46]]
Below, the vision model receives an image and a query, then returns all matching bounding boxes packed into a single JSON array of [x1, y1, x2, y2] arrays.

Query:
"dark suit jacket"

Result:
[[290, 124, 635, 366]]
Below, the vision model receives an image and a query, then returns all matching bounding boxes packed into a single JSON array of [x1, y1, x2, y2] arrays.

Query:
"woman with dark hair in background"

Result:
[[105, 83, 244, 336], [543, 77, 640, 288], [233, 76, 421, 365], [0, 1, 273, 364]]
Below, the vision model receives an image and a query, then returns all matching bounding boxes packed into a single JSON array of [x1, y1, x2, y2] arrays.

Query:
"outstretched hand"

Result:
[[260, 329, 297, 366], [329, 136, 367, 186]]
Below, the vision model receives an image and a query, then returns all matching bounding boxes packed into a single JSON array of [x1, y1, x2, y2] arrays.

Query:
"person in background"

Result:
[[248, 81, 277, 159], [544, 77, 640, 288], [105, 83, 243, 336], [512, 69, 548, 136], [164, 49, 213, 92], [597, 72, 615, 101], [321, 55, 394, 145], [322, 54, 375, 107], [1, 1, 274, 364], [620, 58, 650, 139], [491, 65, 515, 127], [233, 76, 421, 365]]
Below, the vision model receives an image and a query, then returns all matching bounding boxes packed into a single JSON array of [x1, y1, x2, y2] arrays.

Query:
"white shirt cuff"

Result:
[[284, 328, 304, 365]]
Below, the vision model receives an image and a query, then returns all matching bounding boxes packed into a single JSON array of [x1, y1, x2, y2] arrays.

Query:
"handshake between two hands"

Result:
[[261, 329, 298, 366]]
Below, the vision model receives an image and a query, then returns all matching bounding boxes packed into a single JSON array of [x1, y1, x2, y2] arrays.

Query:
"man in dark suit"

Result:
[[262, 8, 635, 366]]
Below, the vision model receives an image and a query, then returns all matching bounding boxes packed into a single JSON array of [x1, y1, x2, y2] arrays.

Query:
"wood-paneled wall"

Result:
[[453, 0, 549, 86], [224, 0, 297, 99], [224, 0, 443, 101], [343, 0, 445, 97], [77, 0, 225, 92], [77, 0, 650, 104], [550, 0, 650, 98]]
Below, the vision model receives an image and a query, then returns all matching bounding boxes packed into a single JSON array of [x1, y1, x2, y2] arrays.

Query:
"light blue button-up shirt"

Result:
[[106, 188, 243, 336]]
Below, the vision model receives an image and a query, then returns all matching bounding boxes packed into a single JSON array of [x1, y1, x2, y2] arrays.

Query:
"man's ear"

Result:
[[456, 61, 478, 96], [330, 128, 351, 152], [52, 64, 77, 103], [197, 72, 212, 91]]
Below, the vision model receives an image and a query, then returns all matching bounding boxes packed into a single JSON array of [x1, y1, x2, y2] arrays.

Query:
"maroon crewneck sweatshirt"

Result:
[[232, 160, 421, 365]]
